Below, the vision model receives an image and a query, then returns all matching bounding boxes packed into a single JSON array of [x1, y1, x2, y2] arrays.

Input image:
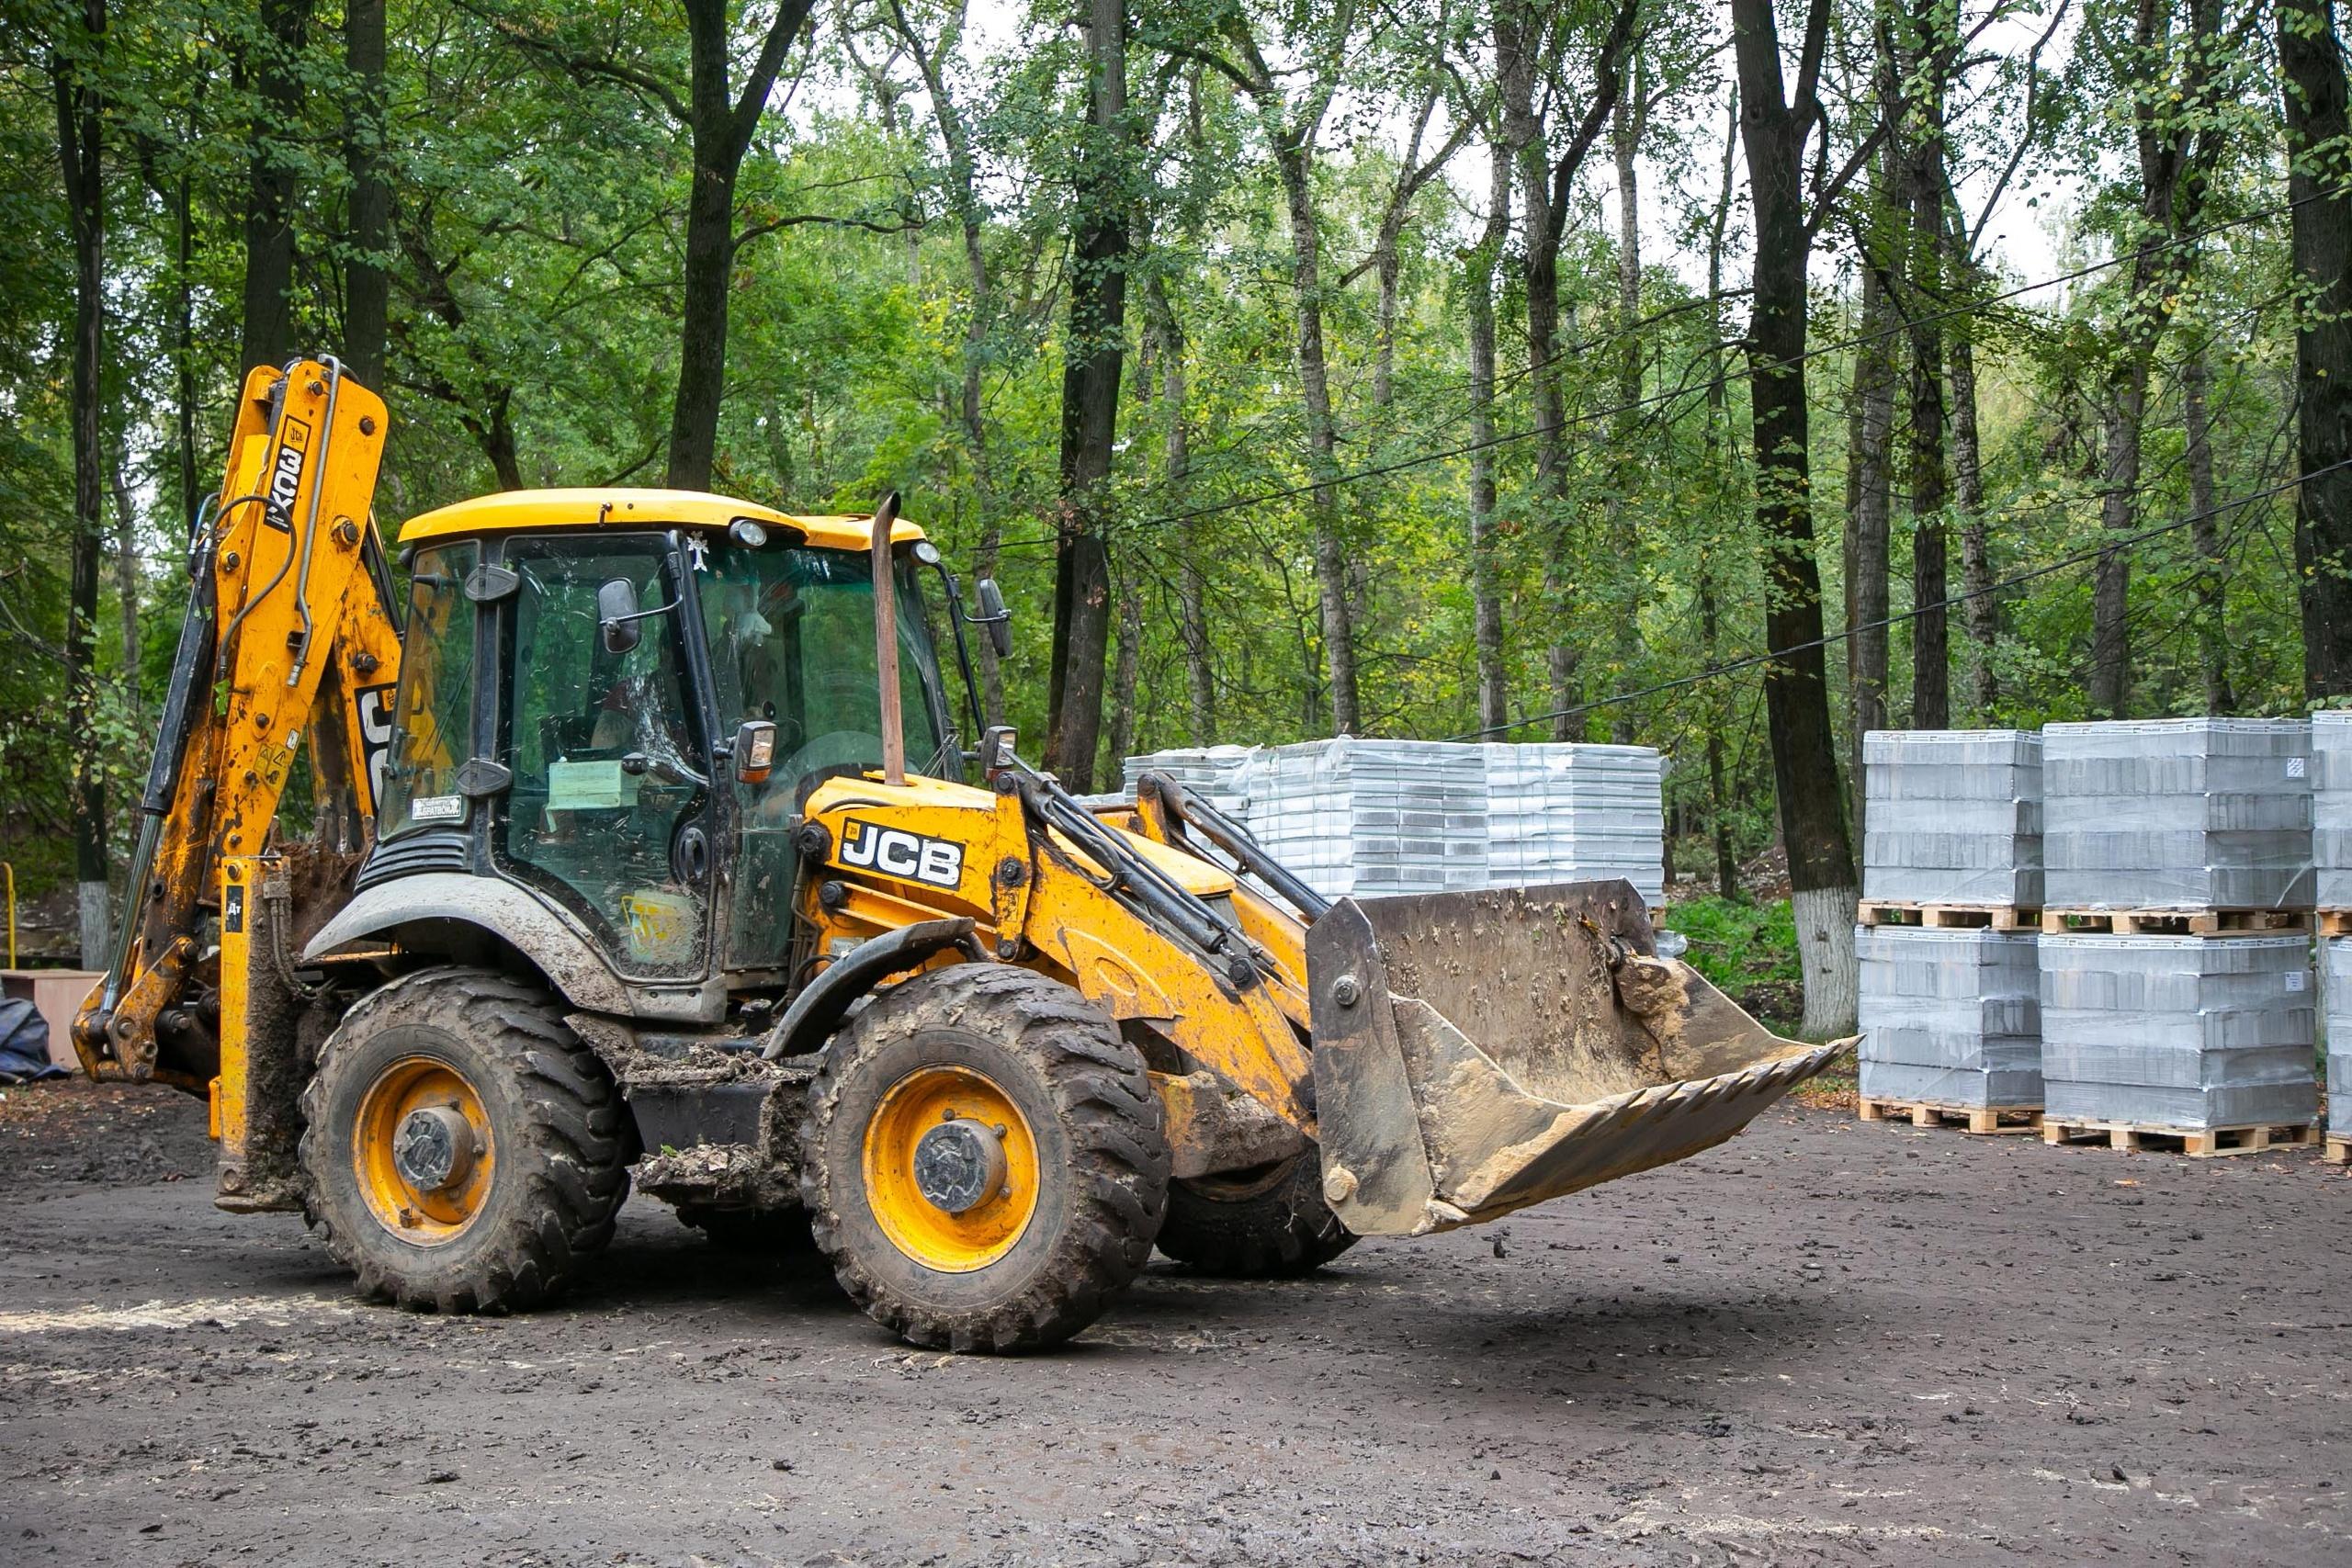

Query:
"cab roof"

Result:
[[396, 487, 927, 553]]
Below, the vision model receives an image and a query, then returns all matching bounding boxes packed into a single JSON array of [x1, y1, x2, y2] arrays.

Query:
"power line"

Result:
[[1442, 458, 2342, 743], [985, 185, 2335, 557]]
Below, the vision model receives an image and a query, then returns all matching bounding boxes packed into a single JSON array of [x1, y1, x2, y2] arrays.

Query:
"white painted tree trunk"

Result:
[[78, 880, 110, 972], [1792, 883, 1858, 1039]]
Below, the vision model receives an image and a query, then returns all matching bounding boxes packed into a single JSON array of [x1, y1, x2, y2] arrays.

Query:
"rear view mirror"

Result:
[[598, 578, 641, 655], [733, 719, 778, 784], [972, 576, 1012, 659]]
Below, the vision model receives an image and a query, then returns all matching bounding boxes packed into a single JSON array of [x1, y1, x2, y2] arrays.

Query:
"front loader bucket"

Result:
[[1306, 881, 1842, 1237]]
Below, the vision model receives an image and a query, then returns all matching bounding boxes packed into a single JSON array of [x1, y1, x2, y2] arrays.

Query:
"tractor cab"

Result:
[[364, 489, 991, 1004]]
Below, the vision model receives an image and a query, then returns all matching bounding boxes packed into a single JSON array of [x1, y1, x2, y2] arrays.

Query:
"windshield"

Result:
[[697, 541, 953, 800]]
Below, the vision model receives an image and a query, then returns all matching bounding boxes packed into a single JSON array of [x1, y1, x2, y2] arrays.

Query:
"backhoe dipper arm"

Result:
[[74, 359, 397, 1086]]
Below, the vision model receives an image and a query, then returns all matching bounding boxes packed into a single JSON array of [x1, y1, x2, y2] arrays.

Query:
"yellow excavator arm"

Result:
[[74, 359, 399, 1088]]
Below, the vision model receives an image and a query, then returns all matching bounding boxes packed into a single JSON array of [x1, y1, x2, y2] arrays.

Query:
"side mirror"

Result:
[[972, 576, 1012, 659], [598, 578, 641, 655], [733, 719, 778, 784]]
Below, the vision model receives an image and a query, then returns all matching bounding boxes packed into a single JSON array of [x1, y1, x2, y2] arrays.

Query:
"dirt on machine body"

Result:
[[74, 356, 1836, 1351]]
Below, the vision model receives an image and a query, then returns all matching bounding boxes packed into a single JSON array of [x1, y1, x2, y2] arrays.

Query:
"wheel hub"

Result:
[[392, 1105, 476, 1191], [911, 1116, 1007, 1214]]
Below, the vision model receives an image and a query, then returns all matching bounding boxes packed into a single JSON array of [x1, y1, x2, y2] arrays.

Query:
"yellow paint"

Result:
[[862, 1065, 1037, 1272], [214, 856, 255, 1158], [397, 487, 928, 555], [800, 772, 1318, 1134], [90, 361, 393, 1079], [351, 1055, 497, 1245]]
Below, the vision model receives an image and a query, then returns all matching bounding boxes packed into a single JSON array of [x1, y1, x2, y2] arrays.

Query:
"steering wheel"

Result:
[[785, 729, 884, 784]]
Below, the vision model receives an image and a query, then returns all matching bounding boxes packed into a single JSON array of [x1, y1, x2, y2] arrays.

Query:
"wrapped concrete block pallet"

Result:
[[1484, 742, 1666, 907], [2312, 711, 2352, 912], [1247, 739, 1490, 900], [1858, 729, 2041, 918], [1118, 744, 1259, 817], [2041, 717, 2313, 918], [2323, 937, 2352, 1165], [1854, 926, 2042, 1131]]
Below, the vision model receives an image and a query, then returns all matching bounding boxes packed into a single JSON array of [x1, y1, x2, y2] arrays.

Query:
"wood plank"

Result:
[[1858, 902, 2038, 931], [2041, 1119, 2319, 1158], [2325, 1136, 2350, 1168], [2041, 908, 2312, 938], [1857, 1098, 2042, 1135]]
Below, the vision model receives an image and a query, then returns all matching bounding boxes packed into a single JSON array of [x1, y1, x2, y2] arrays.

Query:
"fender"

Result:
[[759, 917, 984, 1059], [302, 872, 636, 1014]]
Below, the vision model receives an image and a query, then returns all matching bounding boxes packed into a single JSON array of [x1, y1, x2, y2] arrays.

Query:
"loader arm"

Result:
[[74, 359, 397, 1089]]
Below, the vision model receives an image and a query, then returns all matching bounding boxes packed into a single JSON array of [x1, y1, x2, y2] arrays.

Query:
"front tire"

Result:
[[1156, 1155, 1357, 1277], [298, 966, 628, 1313], [797, 964, 1170, 1352]]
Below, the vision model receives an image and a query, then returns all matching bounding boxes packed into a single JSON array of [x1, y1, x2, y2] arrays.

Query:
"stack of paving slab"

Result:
[[2312, 713, 2352, 1158], [1854, 729, 2046, 1111], [2036, 718, 2317, 1136], [2040, 932, 2317, 1131], [1243, 739, 1490, 900], [2041, 718, 2313, 912], [1860, 729, 2042, 909], [1483, 742, 1666, 906], [1856, 925, 2042, 1110], [1117, 744, 1261, 818]]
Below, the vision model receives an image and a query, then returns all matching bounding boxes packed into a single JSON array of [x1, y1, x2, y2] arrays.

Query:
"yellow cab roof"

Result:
[[397, 488, 926, 552]]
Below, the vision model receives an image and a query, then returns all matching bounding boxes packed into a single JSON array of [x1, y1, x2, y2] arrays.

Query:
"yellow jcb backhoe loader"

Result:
[[75, 358, 1838, 1350]]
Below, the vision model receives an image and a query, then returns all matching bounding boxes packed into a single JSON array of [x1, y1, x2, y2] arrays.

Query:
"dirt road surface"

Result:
[[1, 1079, 2344, 1566]]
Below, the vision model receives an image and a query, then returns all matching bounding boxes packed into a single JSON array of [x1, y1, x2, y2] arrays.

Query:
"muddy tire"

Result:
[[1155, 1155, 1357, 1277], [678, 1205, 816, 1254], [298, 966, 628, 1314], [797, 964, 1170, 1352]]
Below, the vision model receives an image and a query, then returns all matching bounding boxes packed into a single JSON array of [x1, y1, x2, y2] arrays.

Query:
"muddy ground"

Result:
[[0, 1079, 2344, 1567]]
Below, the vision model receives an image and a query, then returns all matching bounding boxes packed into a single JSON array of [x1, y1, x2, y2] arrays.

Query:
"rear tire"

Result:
[[298, 966, 628, 1314], [798, 964, 1170, 1352], [1156, 1155, 1356, 1277]]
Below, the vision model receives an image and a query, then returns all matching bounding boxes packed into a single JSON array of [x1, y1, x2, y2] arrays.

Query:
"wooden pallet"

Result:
[[1858, 1098, 2042, 1134], [2041, 1119, 2320, 1157], [1858, 901, 2039, 931], [2324, 1136, 2350, 1168], [2318, 911, 2352, 938], [2040, 908, 2312, 938]]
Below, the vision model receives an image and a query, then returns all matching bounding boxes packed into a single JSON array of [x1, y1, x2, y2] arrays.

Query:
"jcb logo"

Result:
[[839, 819, 963, 888], [264, 418, 310, 533]]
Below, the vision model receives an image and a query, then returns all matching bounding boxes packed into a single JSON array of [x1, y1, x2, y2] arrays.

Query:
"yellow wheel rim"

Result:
[[862, 1065, 1039, 1273], [352, 1055, 496, 1247]]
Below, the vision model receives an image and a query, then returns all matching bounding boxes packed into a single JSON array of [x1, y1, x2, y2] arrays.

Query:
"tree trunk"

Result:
[[666, 0, 816, 490], [343, 0, 389, 389], [2281, 0, 2352, 699], [1949, 279, 1996, 716], [1465, 135, 1511, 736], [238, 0, 311, 373], [1046, 0, 1129, 790], [1905, 28, 1950, 729], [1104, 566, 1143, 773], [1607, 89, 1643, 744], [1269, 137, 1358, 734], [1732, 0, 1859, 1037], [1699, 566, 1740, 901], [53, 0, 111, 968], [1846, 259, 1895, 834], [109, 443, 139, 707], [2183, 345, 2236, 711], [174, 161, 198, 527], [1145, 275, 1213, 745]]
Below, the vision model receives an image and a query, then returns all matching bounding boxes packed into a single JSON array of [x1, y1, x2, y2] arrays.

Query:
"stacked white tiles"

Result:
[[1853, 731, 2046, 1133], [2312, 712, 2352, 1167], [1119, 739, 1667, 907], [1245, 739, 1491, 901], [1482, 743, 1666, 907], [2037, 719, 2321, 1156]]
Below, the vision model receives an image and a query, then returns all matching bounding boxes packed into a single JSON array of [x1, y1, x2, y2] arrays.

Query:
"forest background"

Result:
[[8, 0, 2352, 1034]]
